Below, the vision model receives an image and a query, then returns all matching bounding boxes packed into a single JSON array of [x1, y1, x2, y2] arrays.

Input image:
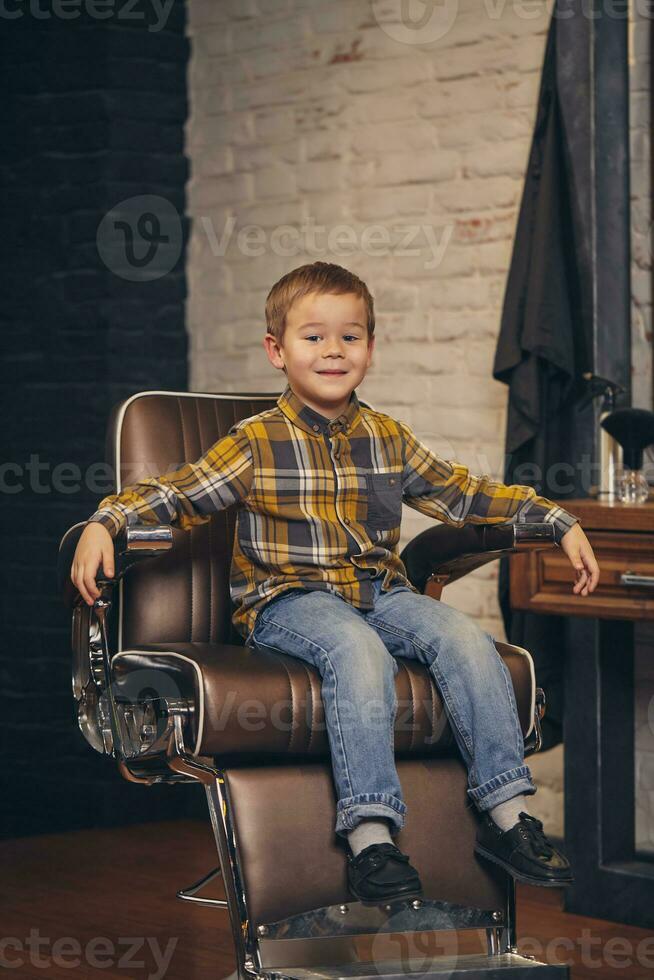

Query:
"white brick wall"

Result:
[[185, 0, 653, 840], [185, 0, 553, 637]]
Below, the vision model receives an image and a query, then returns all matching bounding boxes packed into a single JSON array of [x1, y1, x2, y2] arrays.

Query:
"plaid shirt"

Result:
[[89, 384, 579, 643]]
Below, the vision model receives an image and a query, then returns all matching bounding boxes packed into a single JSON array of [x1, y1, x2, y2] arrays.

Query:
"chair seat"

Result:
[[111, 640, 534, 760]]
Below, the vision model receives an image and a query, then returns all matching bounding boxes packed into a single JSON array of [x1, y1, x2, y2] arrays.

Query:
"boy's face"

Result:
[[264, 291, 374, 419]]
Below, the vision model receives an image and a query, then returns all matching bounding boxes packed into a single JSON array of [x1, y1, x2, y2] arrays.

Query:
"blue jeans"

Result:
[[250, 576, 536, 839]]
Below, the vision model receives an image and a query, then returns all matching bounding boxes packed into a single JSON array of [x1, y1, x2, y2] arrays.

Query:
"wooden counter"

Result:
[[510, 498, 654, 621], [508, 497, 654, 930]]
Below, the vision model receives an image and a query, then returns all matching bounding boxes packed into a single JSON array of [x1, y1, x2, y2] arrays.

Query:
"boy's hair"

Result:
[[265, 261, 375, 346]]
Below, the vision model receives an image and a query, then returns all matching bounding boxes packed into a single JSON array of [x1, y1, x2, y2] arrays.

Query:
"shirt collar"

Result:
[[277, 383, 362, 437]]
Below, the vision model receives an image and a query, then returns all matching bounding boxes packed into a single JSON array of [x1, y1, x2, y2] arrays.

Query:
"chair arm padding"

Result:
[[400, 522, 555, 592]]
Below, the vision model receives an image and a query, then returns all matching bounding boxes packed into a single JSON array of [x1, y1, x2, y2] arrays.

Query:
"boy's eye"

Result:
[[304, 335, 361, 342]]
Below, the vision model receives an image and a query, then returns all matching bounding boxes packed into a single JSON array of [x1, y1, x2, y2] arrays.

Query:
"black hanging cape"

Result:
[[492, 13, 591, 749]]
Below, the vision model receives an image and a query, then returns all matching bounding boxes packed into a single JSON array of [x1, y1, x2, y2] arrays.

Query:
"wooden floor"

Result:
[[1, 819, 653, 979]]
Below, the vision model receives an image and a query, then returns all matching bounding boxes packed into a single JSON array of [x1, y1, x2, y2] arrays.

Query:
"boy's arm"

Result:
[[399, 422, 579, 545], [87, 425, 254, 539]]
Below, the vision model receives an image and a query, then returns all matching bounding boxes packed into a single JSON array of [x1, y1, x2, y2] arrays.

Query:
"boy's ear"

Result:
[[263, 333, 285, 371], [366, 334, 375, 367]]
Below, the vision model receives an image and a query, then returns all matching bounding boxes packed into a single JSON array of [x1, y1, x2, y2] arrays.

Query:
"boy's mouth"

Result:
[[317, 370, 347, 375]]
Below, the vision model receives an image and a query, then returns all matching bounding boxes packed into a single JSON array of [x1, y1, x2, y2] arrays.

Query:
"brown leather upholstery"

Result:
[[112, 639, 533, 759], [106, 392, 278, 649], [227, 758, 506, 925]]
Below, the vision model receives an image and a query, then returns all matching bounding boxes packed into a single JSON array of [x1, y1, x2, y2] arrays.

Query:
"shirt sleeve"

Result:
[[399, 421, 579, 545], [86, 425, 254, 539]]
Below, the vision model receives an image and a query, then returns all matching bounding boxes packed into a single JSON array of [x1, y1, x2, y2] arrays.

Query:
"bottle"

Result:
[[580, 373, 625, 498]]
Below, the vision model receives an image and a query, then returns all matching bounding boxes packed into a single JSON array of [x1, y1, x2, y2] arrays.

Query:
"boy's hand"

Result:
[[559, 523, 600, 596], [71, 522, 115, 606]]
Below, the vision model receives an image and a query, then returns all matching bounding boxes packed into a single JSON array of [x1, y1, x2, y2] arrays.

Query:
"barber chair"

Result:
[[58, 390, 569, 980]]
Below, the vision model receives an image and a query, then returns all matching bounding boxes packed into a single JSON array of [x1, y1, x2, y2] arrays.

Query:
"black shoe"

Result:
[[347, 842, 423, 906], [474, 811, 574, 887]]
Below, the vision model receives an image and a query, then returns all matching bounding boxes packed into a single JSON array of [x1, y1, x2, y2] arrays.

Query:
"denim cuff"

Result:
[[335, 793, 407, 836], [467, 765, 537, 811]]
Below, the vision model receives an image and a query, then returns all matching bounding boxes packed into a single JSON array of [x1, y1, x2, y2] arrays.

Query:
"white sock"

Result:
[[347, 818, 394, 856], [488, 795, 532, 831]]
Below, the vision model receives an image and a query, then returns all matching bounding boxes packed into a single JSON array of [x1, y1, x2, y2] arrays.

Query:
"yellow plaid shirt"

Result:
[[89, 384, 579, 643]]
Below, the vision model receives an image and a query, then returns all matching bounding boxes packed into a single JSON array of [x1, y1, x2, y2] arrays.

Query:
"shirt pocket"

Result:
[[365, 472, 403, 531]]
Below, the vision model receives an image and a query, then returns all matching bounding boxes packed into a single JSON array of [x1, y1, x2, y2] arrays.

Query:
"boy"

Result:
[[72, 261, 600, 906]]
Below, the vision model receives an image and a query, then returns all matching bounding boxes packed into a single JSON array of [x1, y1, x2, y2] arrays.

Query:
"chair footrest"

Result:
[[269, 952, 568, 979]]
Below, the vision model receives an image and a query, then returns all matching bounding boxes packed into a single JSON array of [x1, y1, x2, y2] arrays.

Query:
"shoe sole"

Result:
[[348, 884, 424, 907], [474, 843, 574, 888]]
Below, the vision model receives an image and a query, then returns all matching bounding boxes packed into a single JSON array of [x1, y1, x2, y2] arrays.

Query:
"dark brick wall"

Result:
[[0, 2, 206, 837]]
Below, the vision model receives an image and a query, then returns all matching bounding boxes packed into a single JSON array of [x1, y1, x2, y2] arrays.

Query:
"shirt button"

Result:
[[389, 478, 396, 485], [312, 424, 320, 432]]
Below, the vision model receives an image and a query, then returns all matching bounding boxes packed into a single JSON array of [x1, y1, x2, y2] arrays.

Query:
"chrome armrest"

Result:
[[524, 687, 546, 756], [58, 520, 174, 760], [99, 522, 173, 585], [58, 521, 173, 610]]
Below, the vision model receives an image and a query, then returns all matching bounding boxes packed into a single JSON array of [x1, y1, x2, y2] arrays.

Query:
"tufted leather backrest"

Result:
[[104, 391, 278, 652]]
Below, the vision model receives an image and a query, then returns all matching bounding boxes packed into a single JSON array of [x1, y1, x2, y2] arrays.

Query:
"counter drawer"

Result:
[[509, 530, 654, 620]]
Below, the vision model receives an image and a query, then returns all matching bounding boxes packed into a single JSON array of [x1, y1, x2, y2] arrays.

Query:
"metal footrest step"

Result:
[[267, 952, 568, 980]]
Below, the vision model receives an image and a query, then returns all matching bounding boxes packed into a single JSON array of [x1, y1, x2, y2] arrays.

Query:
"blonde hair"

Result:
[[265, 261, 375, 345]]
